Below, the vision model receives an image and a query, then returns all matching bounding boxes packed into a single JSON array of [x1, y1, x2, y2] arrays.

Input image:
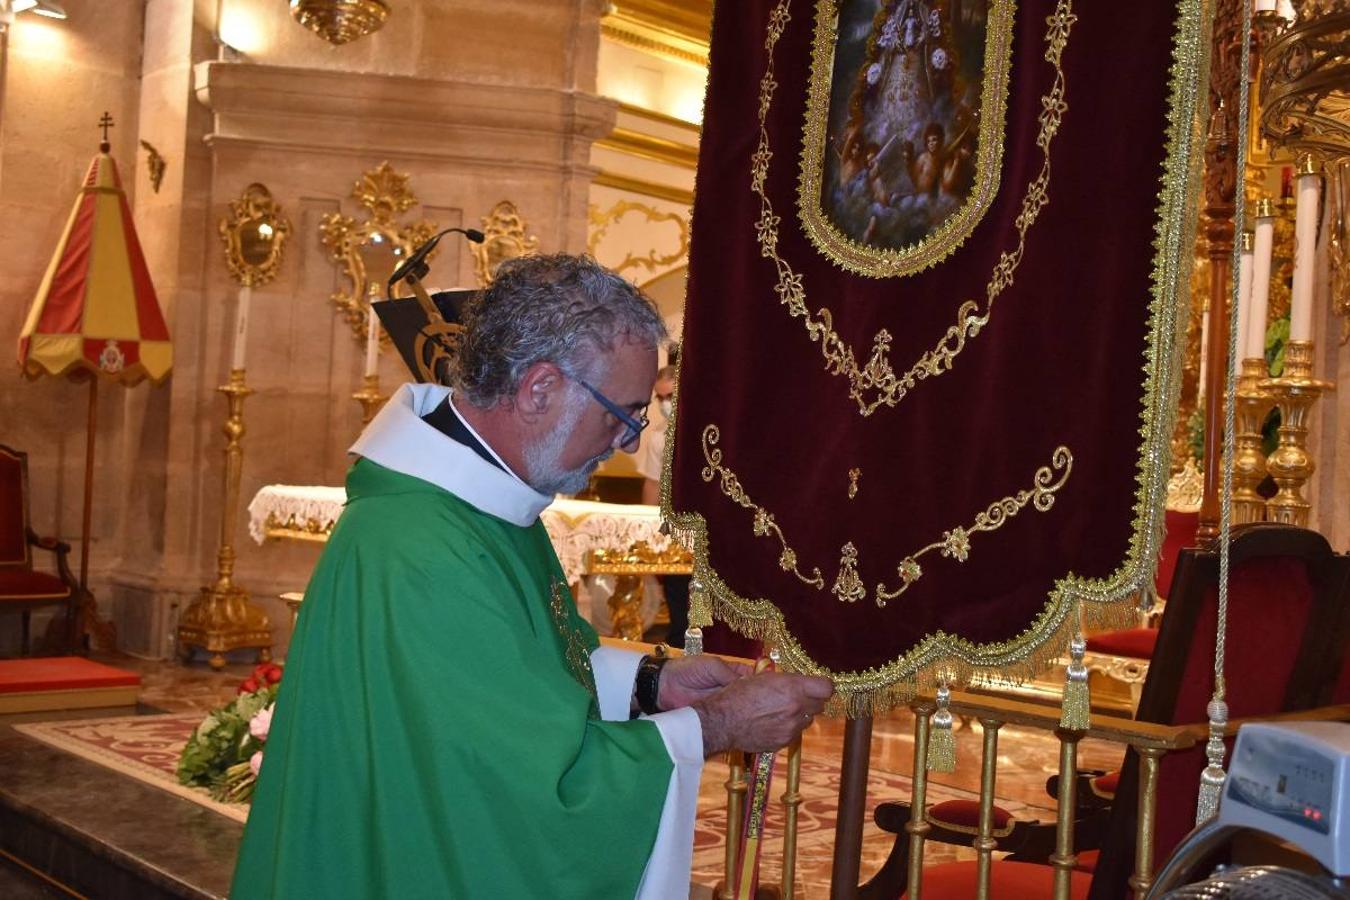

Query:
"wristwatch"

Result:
[[635, 655, 669, 715]]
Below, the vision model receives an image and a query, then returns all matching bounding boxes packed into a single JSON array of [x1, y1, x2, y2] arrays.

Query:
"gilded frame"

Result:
[[797, 0, 1016, 277]]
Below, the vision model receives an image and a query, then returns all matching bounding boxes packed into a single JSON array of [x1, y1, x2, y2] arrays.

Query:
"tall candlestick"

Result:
[[1199, 299, 1211, 398], [1290, 155, 1320, 342], [1234, 231, 1254, 376], [231, 285, 251, 371], [1247, 199, 1275, 362], [364, 304, 380, 377]]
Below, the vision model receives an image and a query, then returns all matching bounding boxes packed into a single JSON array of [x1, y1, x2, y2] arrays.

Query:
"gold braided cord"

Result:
[[752, 0, 1078, 417], [1198, 0, 1251, 825], [660, 0, 1211, 711], [796, 0, 1016, 278]]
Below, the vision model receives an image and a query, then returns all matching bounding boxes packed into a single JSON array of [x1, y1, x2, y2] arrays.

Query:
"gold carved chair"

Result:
[[0, 444, 79, 655]]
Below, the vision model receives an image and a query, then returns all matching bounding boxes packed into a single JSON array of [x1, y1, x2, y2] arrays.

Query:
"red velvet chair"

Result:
[[0, 445, 79, 655], [861, 523, 1350, 899]]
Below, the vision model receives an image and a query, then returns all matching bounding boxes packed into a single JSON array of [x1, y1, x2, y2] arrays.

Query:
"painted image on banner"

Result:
[[822, 0, 990, 250]]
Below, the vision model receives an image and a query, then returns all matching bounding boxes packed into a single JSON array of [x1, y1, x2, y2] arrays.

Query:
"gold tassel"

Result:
[[1195, 698, 1229, 823], [926, 682, 956, 772], [1059, 632, 1090, 730]]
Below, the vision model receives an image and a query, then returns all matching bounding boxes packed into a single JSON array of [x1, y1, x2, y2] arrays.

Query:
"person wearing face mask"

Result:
[[230, 256, 833, 900]]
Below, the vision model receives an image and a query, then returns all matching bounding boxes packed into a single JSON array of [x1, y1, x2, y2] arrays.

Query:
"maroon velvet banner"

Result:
[[667, 0, 1205, 705]]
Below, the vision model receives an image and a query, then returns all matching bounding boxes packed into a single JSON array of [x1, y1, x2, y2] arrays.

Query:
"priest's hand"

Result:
[[691, 672, 834, 757], [657, 655, 750, 711]]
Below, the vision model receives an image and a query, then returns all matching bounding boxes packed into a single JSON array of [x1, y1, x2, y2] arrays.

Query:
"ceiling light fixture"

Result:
[[32, 1, 66, 19]]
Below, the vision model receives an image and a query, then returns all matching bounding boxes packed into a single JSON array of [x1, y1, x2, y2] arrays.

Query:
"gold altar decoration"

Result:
[[178, 184, 295, 668], [1329, 157, 1350, 343], [1259, 0, 1350, 162], [586, 200, 690, 278], [587, 541, 694, 643], [219, 183, 290, 288], [289, 0, 390, 46], [1259, 340, 1335, 526], [1233, 357, 1275, 524], [319, 162, 438, 341], [177, 369, 271, 669], [471, 201, 539, 287], [352, 373, 387, 426]]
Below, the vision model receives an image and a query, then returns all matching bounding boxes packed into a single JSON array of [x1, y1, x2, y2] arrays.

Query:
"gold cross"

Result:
[[98, 112, 114, 143]]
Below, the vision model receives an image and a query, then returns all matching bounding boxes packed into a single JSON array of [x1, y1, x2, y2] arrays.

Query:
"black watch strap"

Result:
[[635, 655, 668, 715]]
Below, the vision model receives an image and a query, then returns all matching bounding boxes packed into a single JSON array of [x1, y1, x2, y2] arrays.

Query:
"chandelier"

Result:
[[1259, 0, 1350, 160], [289, 0, 390, 46]]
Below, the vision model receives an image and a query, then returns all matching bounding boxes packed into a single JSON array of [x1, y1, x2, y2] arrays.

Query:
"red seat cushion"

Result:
[[1089, 771, 1119, 799], [1074, 849, 1100, 873], [927, 799, 1014, 833], [903, 861, 1091, 899], [0, 568, 71, 601], [1086, 627, 1157, 659]]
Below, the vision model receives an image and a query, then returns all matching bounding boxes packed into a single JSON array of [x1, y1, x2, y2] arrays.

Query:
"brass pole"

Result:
[[830, 715, 873, 900], [781, 736, 803, 900], [905, 704, 934, 900], [1050, 729, 1083, 900], [974, 719, 1004, 900], [723, 752, 747, 897], [1129, 747, 1165, 898], [79, 375, 96, 596]]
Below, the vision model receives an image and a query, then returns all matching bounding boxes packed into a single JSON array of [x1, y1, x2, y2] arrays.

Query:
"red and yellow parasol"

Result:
[[15, 116, 172, 649]]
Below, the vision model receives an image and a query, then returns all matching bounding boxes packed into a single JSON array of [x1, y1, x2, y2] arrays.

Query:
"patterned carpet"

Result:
[[17, 713, 1056, 897]]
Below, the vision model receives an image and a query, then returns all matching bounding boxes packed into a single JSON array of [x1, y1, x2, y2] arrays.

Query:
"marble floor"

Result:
[[94, 651, 1124, 896]]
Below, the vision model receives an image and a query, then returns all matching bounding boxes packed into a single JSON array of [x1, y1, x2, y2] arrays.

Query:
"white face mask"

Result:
[[658, 398, 673, 419]]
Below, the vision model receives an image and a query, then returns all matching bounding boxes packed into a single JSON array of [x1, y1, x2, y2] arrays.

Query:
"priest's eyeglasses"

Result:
[[572, 376, 649, 449]]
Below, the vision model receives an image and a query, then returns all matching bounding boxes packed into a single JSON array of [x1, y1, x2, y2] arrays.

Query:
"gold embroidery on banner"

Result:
[[660, 1, 1208, 713], [752, 0, 1078, 416], [797, 0, 1015, 277], [832, 542, 866, 603], [700, 425, 825, 589], [874, 446, 1074, 607], [847, 467, 860, 499], [549, 580, 599, 708]]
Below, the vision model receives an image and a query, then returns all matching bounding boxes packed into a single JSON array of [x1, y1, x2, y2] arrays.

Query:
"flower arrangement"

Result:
[[177, 662, 283, 803]]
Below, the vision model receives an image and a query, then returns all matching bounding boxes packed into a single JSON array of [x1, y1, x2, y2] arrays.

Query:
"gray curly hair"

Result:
[[454, 254, 667, 407]]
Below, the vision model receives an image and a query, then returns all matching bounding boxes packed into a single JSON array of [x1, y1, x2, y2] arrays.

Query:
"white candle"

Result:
[[231, 285, 251, 371], [364, 304, 380, 377], [1290, 159, 1320, 342], [1234, 232, 1254, 375], [1255, 0, 1276, 11], [1198, 300, 1211, 399], [1247, 204, 1275, 362]]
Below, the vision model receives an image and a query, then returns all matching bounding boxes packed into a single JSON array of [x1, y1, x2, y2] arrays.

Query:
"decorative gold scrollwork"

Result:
[[751, 0, 1078, 416], [472, 201, 540, 287], [319, 162, 439, 341], [874, 446, 1074, 607], [219, 183, 291, 288], [587, 199, 691, 277]]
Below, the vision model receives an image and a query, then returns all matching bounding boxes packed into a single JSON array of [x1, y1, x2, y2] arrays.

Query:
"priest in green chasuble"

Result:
[[231, 255, 833, 899]]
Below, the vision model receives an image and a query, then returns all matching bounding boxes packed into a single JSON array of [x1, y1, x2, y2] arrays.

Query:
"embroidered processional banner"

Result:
[[665, 0, 1209, 711]]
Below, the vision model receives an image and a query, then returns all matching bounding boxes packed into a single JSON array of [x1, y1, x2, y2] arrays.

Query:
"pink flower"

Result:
[[249, 704, 273, 741], [249, 750, 263, 777]]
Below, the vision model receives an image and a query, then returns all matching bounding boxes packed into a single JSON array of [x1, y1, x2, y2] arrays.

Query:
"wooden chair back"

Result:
[[0, 445, 33, 569]]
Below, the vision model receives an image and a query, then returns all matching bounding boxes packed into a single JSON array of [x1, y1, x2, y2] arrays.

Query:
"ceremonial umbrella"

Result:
[[16, 118, 172, 649]]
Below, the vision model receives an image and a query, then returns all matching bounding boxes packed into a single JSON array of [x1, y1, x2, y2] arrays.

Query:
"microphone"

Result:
[[387, 227, 485, 296]]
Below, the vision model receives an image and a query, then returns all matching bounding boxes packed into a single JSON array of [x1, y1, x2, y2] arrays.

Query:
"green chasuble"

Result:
[[231, 459, 674, 898]]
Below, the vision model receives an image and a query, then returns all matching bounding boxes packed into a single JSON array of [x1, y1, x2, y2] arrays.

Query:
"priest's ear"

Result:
[[514, 360, 566, 423]]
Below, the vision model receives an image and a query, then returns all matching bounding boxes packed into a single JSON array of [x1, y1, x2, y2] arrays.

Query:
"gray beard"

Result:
[[522, 393, 611, 496]]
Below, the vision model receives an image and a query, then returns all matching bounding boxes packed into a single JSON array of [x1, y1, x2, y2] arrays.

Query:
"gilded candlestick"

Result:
[[353, 373, 388, 425], [1259, 341, 1334, 527], [1232, 357, 1273, 525], [178, 369, 273, 668]]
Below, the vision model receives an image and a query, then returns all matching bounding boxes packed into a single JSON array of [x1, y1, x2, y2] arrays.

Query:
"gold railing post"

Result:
[[781, 736, 803, 900], [906, 703, 934, 899], [722, 752, 747, 897], [974, 719, 1004, 900], [1050, 728, 1083, 900], [1129, 747, 1165, 898]]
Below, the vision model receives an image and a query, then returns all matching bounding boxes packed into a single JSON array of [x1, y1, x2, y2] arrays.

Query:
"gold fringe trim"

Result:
[[1059, 630, 1091, 730]]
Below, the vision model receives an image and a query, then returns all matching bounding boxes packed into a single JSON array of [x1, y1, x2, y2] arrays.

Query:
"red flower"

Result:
[[252, 662, 284, 684], [238, 677, 259, 695]]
